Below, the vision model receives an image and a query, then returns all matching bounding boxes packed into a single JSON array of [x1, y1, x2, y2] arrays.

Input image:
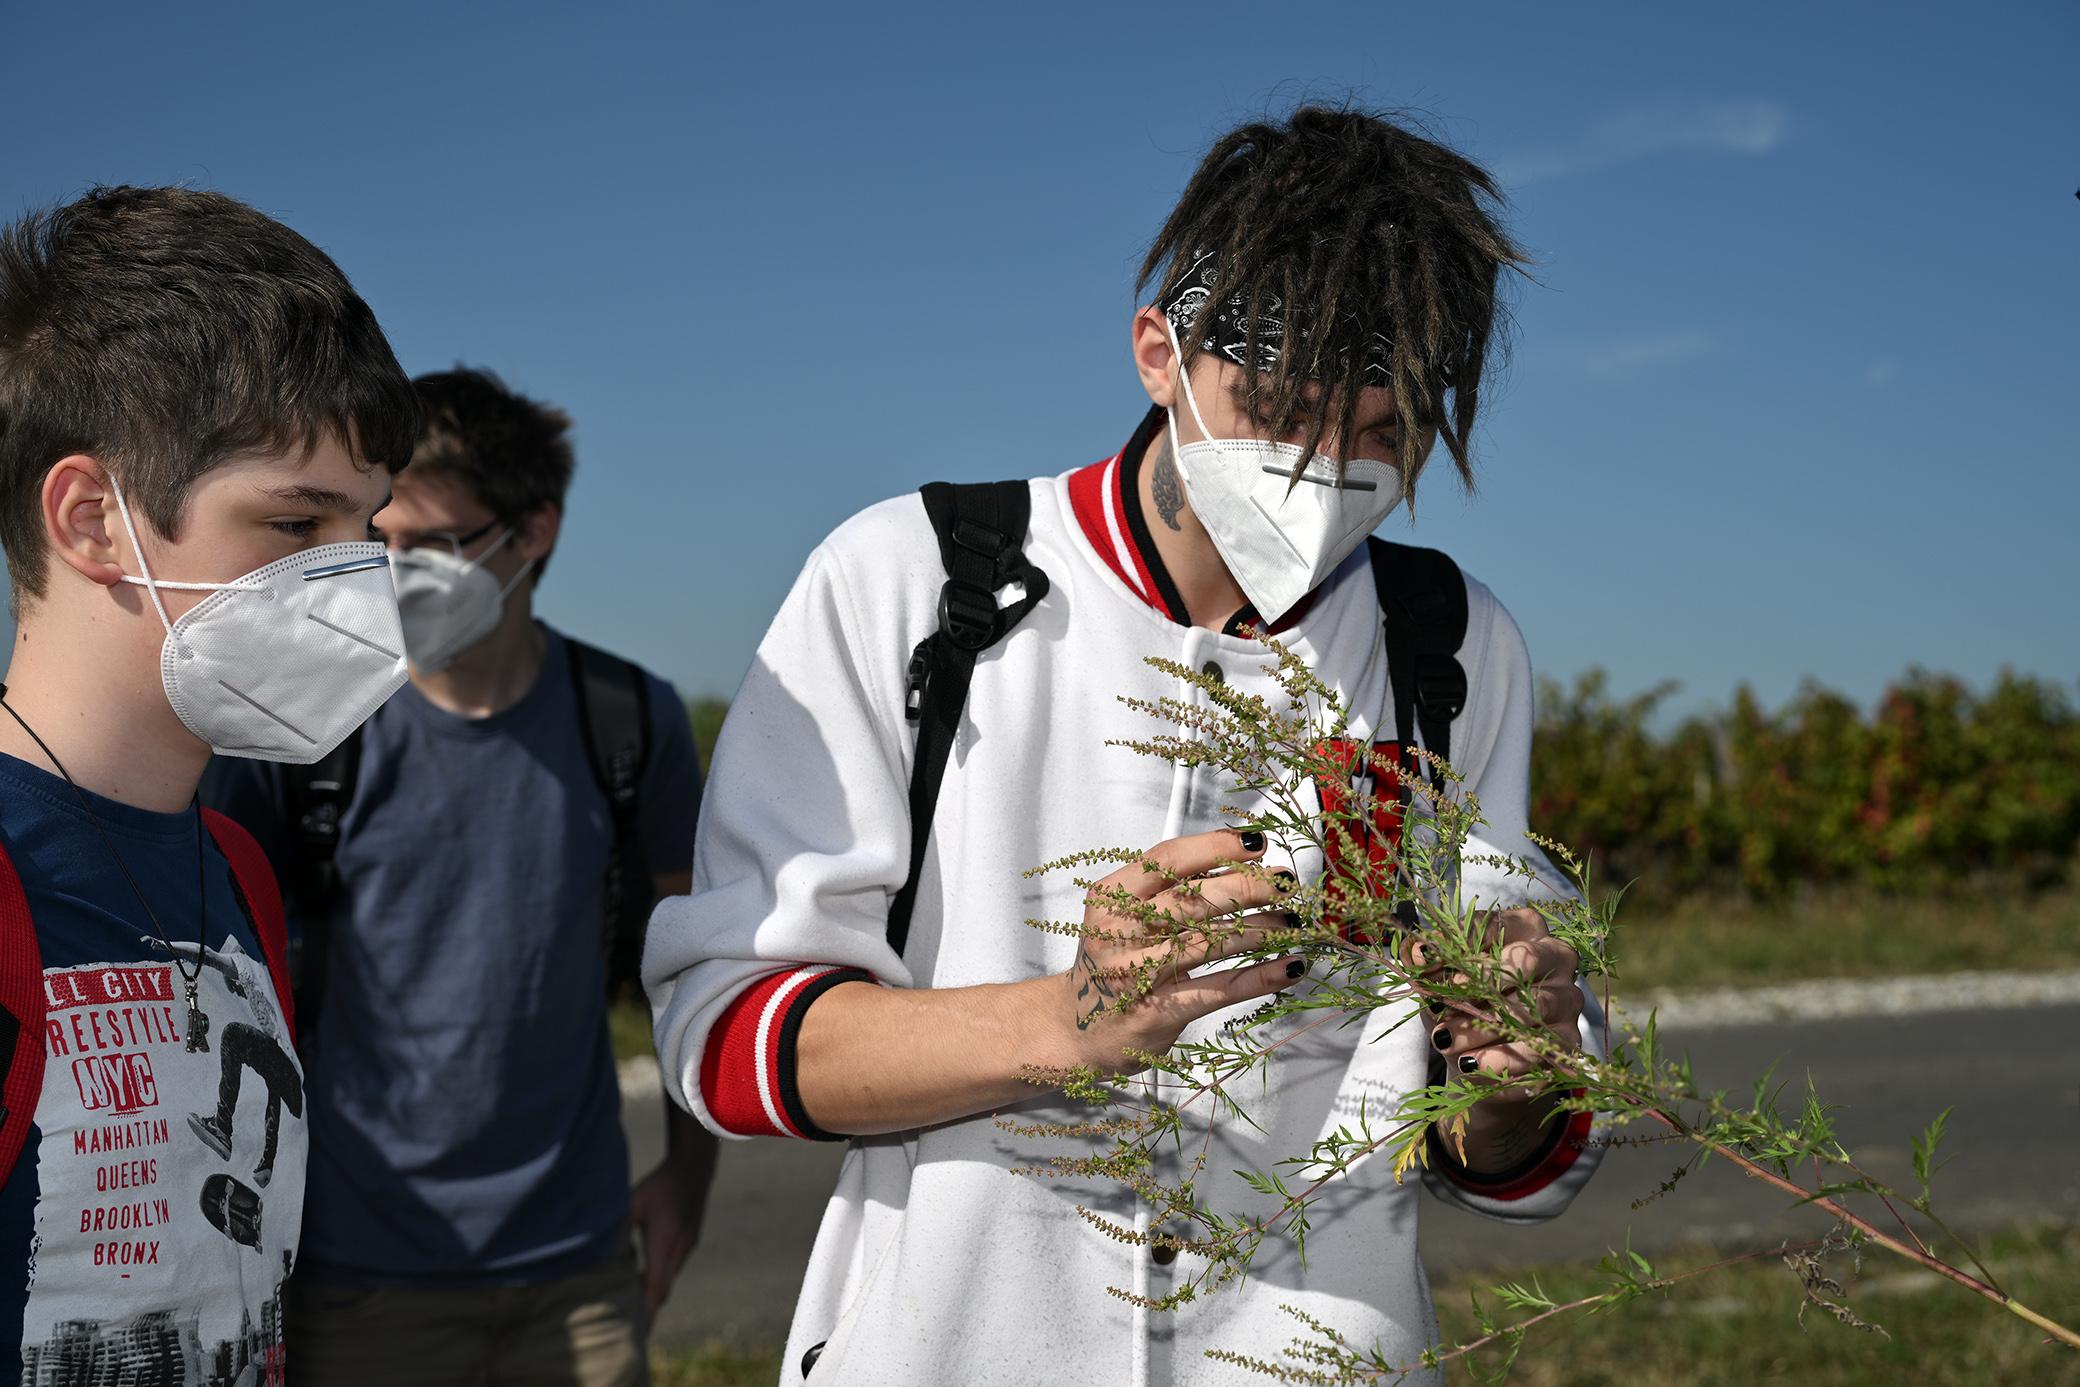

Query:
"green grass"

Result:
[[1430, 1224, 2080, 1387], [650, 1341, 784, 1387], [611, 996, 655, 1064], [1608, 884, 2080, 993], [646, 1227, 2080, 1385]]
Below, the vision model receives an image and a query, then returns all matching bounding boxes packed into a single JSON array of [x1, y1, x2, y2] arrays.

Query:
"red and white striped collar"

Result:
[[1066, 409, 1314, 635], [1067, 412, 1185, 623]]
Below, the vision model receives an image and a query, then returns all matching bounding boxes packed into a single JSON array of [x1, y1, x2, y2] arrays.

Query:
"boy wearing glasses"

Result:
[[207, 368, 711, 1387]]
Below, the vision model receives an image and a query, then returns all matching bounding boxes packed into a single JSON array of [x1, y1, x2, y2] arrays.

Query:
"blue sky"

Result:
[[5, 1, 2074, 717]]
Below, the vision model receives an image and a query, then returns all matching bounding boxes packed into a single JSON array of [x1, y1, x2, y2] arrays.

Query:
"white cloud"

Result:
[[1495, 100, 1791, 186], [1577, 330, 1714, 381]]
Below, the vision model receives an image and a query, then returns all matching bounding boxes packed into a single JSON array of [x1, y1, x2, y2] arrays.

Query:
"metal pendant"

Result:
[[184, 977, 211, 1054]]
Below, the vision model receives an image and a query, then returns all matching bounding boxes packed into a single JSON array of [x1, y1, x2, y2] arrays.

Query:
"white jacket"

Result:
[[649, 435, 1605, 1387]]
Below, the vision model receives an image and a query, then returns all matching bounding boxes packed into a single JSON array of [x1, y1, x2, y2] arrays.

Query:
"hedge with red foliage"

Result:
[[1531, 670, 2080, 899]]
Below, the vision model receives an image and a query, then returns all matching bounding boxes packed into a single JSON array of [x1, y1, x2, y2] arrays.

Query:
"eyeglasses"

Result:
[[384, 517, 504, 557]]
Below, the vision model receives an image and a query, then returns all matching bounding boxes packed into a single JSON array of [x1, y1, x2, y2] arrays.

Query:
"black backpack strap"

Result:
[[888, 480, 1050, 958], [568, 637, 655, 997], [1368, 538, 1468, 931], [1368, 537, 1469, 785], [279, 731, 361, 1033]]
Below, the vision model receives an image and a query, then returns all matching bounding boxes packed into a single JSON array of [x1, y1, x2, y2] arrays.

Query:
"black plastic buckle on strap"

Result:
[[603, 750, 643, 809], [950, 516, 1009, 560], [904, 639, 933, 723], [298, 802, 342, 845], [938, 515, 1018, 654], [938, 578, 1002, 653], [1414, 653, 1468, 721]]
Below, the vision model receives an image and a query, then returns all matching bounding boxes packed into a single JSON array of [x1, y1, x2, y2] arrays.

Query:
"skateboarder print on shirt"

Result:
[[144, 934, 304, 1249]]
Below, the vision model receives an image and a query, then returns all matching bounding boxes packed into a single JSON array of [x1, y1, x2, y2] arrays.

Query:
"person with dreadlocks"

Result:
[[647, 105, 1604, 1385]]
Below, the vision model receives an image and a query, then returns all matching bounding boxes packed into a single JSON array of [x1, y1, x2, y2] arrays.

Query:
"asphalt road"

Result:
[[628, 1003, 2080, 1351]]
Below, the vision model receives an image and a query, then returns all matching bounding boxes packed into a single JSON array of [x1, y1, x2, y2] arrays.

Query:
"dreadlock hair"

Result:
[[1139, 105, 1528, 500]]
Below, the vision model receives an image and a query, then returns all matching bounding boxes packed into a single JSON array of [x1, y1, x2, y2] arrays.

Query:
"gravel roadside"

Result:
[[1607, 964, 2080, 1029]]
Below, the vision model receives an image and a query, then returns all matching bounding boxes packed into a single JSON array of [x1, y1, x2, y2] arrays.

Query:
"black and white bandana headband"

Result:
[[1159, 250, 1398, 386]]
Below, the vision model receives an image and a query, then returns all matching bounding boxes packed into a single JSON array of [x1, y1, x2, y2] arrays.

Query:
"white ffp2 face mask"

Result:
[[1164, 319, 1405, 623], [110, 476, 409, 764], [388, 529, 534, 674]]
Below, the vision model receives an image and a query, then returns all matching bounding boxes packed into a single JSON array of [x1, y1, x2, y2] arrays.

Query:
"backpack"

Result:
[[281, 637, 655, 1029], [0, 810, 292, 1187], [811, 483, 1469, 1381], [887, 481, 1468, 956]]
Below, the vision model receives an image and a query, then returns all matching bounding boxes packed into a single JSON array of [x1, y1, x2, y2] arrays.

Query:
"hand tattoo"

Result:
[[1073, 941, 1118, 1030], [1150, 439, 1185, 532], [1490, 1110, 1551, 1165]]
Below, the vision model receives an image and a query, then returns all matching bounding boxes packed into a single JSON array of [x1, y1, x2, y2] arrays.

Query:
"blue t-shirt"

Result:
[[0, 753, 303, 1384], [206, 625, 701, 1285]]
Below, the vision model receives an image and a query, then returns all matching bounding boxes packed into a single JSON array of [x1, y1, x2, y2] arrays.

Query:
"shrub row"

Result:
[[1530, 669, 2080, 899], [690, 667, 2080, 902]]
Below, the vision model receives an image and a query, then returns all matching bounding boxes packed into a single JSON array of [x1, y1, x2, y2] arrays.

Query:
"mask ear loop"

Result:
[[105, 473, 183, 641], [493, 557, 535, 602], [459, 526, 518, 574], [105, 474, 279, 657], [1163, 315, 1226, 457], [462, 527, 535, 602]]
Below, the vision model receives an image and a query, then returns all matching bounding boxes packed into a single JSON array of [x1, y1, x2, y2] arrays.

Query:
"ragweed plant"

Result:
[[1007, 639, 2079, 1383]]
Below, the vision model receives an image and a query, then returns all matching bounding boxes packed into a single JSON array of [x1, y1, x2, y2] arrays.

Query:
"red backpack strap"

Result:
[[0, 840, 47, 1187], [202, 808, 296, 1046]]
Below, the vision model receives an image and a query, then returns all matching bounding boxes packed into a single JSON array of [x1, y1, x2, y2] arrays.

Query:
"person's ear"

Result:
[[42, 456, 127, 589], [516, 503, 561, 566], [1131, 306, 1183, 409]]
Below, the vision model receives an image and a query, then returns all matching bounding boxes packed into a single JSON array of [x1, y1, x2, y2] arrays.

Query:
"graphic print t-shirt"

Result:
[[0, 754, 303, 1386]]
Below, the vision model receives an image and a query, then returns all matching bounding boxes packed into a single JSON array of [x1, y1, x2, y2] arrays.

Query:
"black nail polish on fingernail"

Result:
[[1457, 1054, 1480, 1075], [1285, 959, 1306, 979], [1282, 911, 1304, 930], [1272, 869, 1298, 890], [1431, 1026, 1452, 1051], [1239, 830, 1265, 853]]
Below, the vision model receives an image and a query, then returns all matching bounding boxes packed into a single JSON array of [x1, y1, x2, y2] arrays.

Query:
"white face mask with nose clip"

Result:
[[1163, 318, 1406, 623], [387, 528, 535, 674], [109, 475, 409, 763]]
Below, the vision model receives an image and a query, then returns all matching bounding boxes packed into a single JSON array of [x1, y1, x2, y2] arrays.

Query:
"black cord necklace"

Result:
[[0, 687, 212, 1053]]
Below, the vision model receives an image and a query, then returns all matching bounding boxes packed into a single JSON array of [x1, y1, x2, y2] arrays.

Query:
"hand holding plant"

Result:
[[1053, 828, 1305, 1075], [1011, 637, 2078, 1383]]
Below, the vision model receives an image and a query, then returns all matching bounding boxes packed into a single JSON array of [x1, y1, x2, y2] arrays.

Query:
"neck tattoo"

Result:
[[1150, 437, 1186, 532]]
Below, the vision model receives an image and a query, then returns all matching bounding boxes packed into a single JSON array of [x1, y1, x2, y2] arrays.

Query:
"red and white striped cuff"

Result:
[[1431, 1098, 1595, 1203], [699, 965, 873, 1140]]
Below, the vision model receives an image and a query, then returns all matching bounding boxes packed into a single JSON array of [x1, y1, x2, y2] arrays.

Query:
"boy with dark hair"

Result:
[[0, 184, 417, 1384], [207, 366, 711, 1387], [648, 106, 1605, 1384]]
